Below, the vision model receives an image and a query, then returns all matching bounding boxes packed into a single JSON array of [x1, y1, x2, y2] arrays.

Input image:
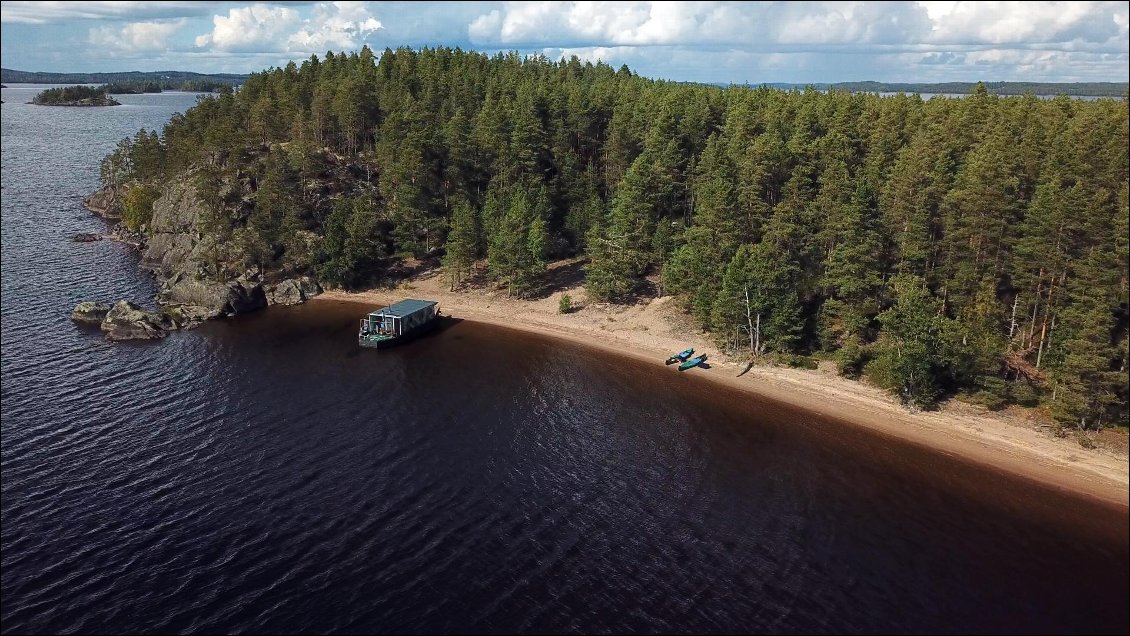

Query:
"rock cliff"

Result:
[[78, 170, 322, 340]]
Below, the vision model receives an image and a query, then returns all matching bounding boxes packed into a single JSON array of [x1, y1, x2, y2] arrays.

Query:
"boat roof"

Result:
[[369, 298, 437, 318]]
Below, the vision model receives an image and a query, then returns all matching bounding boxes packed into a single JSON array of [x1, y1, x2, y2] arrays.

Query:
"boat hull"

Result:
[[665, 348, 694, 365], [678, 355, 707, 371], [358, 319, 440, 349]]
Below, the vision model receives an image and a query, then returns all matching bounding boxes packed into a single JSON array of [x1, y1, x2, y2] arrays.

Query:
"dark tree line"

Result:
[[101, 82, 163, 94], [2, 68, 247, 90], [100, 46, 1129, 426]]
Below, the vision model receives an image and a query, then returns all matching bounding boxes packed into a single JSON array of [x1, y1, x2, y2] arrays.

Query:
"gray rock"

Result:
[[142, 179, 208, 279], [71, 301, 112, 324], [228, 279, 267, 314], [161, 304, 221, 330], [72, 232, 102, 242], [296, 276, 322, 299], [100, 300, 172, 341], [83, 187, 122, 219], [267, 276, 323, 305], [159, 277, 266, 316]]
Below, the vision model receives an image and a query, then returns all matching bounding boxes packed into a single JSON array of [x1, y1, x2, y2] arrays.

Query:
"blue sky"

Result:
[[1, 1, 1127, 83]]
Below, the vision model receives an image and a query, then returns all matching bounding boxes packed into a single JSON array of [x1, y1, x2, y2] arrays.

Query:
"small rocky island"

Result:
[[32, 85, 120, 107]]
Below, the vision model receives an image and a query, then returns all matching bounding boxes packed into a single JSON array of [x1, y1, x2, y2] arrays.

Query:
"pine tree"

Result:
[[869, 274, 947, 408], [443, 198, 480, 290], [586, 153, 656, 301], [662, 134, 742, 323], [711, 243, 801, 356]]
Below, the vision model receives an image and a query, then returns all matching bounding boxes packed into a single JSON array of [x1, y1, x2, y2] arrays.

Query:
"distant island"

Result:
[[1, 68, 247, 93], [31, 85, 119, 106], [102, 82, 163, 94], [745, 80, 1128, 97]]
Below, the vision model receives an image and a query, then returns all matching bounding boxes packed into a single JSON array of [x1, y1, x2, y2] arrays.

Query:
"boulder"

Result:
[[100, 300, 172, 341], [227, 279, 268, 314], [267, 276, 323, 305], [70, 301, 112, 324], [83, 187, 122, 219], [161, 304, 221, 330], [158, 276, 266, 316], [72, 232, 102, 242]]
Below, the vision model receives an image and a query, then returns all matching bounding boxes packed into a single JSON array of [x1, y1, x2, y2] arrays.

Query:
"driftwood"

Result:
[[1005, 349, 1047, 384]]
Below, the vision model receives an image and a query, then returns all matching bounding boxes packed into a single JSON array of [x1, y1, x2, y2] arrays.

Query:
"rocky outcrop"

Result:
[[142, 179, 208, 278], [100, 300, 173, 341], [108, 225, 145, 248], [161, 303, 220, 329], [266, 276, 323, 305], [71, 301, 112, 324], [72, 232, 102, 242], [80, 170, 323, 342], [158, 275, 267, 316], [83, 187, 123, 219]]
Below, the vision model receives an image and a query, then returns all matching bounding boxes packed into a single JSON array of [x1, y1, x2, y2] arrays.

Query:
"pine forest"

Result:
[[99, 46, 1130, 427]]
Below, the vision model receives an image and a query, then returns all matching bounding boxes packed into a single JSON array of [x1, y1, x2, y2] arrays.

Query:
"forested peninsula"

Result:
[[87, 46, 1128, 428]]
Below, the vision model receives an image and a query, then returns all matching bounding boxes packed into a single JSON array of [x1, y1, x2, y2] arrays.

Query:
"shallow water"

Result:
[[2, 84, 1127, 634]]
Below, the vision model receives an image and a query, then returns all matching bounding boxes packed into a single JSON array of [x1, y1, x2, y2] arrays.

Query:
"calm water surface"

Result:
[[2, 84, 1127, 634]]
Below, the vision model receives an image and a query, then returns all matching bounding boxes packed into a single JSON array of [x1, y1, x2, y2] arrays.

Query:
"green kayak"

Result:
[[678, 354, 707, 371]]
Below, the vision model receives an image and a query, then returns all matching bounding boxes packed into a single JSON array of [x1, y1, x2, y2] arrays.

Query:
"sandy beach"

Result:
[[317, 259, 1129, 508]]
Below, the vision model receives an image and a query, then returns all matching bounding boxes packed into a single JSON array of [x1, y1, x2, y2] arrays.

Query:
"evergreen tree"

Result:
[[442, 198, 480, 290], [869, 274, 947, 408], [711, 243, 801, 356]]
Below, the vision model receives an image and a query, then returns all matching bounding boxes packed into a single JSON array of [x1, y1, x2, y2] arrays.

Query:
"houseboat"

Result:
[[358, 299, 440, 349]]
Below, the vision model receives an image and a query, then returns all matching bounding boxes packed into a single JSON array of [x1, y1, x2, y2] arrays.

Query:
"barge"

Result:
[[358, 299, 440, 349]]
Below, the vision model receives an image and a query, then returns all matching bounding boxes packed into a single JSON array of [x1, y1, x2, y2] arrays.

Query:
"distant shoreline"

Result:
[[315, 264, 1128, 509], [724, 80, 1128, 98]]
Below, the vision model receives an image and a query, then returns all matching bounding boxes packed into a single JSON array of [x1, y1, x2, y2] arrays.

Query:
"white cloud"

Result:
[[194, 4, 301, 51], [477, 1, 1129, 83], [2, 1, 214, 24], [193, 1, 381, 54], [469, 1, 934, 47], [468, 9, 503, 42], [2, 1, 1127, 83], [287, 1, 382, 53], [470, 1, 1128, 53], [927, 1, 1125, 46], [90, 18, 188, 52]]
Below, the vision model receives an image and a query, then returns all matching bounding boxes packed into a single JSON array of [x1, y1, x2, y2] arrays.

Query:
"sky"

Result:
[[1, 1, 1127, 84]]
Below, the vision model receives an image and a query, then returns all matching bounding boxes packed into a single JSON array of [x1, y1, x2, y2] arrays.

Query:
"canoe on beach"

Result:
[[665, 348, 694, 365], [678, 354, 707, 371]]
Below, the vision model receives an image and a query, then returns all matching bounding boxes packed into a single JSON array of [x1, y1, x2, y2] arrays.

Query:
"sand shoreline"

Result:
[[315, 263, 1128, 508]]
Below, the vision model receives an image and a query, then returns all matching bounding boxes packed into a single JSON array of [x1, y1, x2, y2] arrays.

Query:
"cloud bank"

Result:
[[1, 1, 1126, 83]]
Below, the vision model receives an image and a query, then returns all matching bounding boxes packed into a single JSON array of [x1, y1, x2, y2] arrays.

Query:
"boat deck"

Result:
[[359, 332, 396, 346]]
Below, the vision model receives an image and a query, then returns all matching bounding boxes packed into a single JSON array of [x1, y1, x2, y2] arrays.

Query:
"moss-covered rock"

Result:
[[70, 301, 112, 324]]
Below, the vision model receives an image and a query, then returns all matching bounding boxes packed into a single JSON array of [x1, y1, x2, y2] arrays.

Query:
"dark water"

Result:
[[2, 84, 1128, 635]]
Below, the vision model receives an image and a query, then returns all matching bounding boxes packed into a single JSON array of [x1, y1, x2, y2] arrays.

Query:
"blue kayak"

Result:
[[665, 347, 694, 365], [678, 354, 707, 371]]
